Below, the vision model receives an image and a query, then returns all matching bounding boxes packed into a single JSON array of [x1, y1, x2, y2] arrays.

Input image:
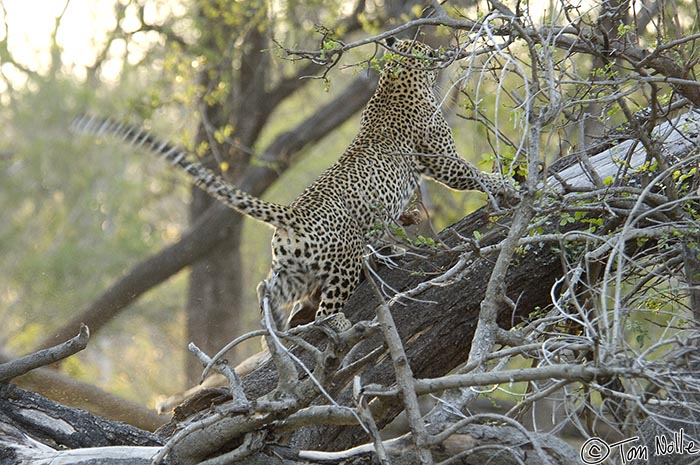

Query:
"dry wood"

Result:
[[0, 325, 89, 382]]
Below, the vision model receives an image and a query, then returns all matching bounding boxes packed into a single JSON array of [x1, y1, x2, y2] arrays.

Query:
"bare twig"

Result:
[[199, 329, 268, 382], [364, 260, 434, 465], [188, 342, 249, 406], [363, 363, 645, 398], [0, 324, 90, 382], [260, 280, 299, 394], [355, 379, 391, 465]]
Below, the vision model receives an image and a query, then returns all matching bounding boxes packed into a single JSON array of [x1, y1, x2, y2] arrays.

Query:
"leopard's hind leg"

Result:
[[257, 266, 312, 331], [314, 242, 364, 332]]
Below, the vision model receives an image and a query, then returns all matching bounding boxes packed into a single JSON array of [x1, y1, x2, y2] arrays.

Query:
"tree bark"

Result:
[[0, 384, 162, 465], [0, 384, 161, 448]]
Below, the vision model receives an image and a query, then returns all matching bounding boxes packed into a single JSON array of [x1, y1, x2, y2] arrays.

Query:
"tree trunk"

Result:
[[184, 0, 270, 384], [0, 384, 161, 464], [185, 197, 244, 385]]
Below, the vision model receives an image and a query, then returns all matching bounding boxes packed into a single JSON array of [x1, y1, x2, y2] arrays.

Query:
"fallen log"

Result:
[[0, 384, 162, 464]]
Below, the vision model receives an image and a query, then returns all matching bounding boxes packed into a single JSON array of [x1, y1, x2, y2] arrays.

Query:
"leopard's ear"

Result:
[[384, 36, 397, 48]]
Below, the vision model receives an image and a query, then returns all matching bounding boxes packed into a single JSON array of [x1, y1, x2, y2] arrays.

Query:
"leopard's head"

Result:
[[382, 37, 440, 85]]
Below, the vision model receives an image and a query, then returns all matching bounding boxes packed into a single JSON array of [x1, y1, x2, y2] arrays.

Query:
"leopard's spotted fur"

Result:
[[72, 39, 512, 331]]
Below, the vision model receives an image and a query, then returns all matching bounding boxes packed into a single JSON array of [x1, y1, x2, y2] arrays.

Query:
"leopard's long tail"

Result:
[[71, 114, 293, 229]]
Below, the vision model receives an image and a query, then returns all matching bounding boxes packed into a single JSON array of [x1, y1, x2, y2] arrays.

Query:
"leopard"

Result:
[[71, 38, 513, 332]]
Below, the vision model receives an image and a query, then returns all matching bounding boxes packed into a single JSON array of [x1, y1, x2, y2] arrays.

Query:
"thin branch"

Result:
[[260, 281, 299, 393], [355, 386, 391, 465], [297, 435, 415, 462], [188, 342, 249, 406], [200, 329, 269, 382], [0, 325, 90, 382], [363, 364, 646, 398], [364, 260, 435, 465]]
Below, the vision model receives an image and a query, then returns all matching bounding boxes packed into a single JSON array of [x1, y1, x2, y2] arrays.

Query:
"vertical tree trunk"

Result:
[[185, 0, 270, 384], [186, 195, 244, 385]]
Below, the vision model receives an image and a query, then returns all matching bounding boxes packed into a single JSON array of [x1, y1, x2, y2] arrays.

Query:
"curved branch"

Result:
[[0, 352, 166, 431], [0, 325, 89, 382]]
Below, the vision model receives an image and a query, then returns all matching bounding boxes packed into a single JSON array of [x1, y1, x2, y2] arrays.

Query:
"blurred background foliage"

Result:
[[0, 0, 497, 407]]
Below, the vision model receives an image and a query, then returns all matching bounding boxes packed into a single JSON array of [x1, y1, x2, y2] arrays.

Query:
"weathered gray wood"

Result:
[[549, 111, 700, 190], [1, 443, 160, 465], [0, 384, 162, 464]]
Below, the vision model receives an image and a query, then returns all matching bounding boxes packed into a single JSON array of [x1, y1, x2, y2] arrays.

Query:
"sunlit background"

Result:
[[1, 0, 192, 84]]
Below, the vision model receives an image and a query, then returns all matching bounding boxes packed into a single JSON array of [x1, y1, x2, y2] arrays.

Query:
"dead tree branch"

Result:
[[0, 325, 89, 382]]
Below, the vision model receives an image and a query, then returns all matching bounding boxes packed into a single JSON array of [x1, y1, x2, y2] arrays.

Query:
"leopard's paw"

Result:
[[321, 312, 352, 332]]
